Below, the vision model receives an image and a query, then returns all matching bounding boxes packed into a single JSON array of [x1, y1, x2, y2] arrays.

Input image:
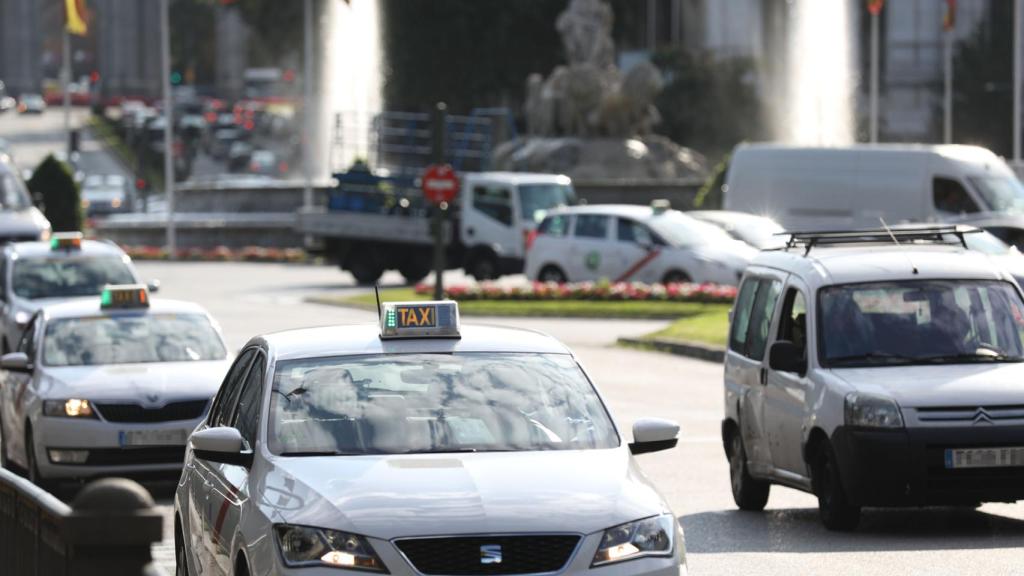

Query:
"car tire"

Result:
[[728, 431, 770, 511], [398, 260, 432, 285], [175, 518, 190, 576], [25, 427, 47, 490], [662, 270, 691, 284], [814, 442, 861, 531], [538, 265, 568, 284], [347, 252, 384, 285]]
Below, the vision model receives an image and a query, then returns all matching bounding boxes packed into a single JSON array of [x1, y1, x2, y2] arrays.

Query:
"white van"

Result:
[[724, 143, 1024, 231]]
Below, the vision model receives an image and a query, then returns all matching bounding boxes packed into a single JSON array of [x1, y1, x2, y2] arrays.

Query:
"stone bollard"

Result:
[[63, 478, 164, 576]]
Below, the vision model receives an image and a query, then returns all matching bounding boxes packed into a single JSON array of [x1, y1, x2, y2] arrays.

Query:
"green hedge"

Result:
[[28, 155, 82, 232]]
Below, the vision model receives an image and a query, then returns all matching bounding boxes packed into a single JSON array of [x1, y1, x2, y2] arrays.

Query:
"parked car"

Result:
[[17, 93, 46, 114], [689, 210, 787, 249], [724, 143, 1024, 231], [525, 204, 755, 284]]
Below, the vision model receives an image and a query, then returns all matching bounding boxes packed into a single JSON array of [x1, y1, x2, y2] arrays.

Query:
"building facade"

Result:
[[92, 0, 163, 101], [0, 0, 42, 95]]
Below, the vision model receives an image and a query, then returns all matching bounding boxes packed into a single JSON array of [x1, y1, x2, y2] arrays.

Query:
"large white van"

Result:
[[724, 143, 1024, 231]]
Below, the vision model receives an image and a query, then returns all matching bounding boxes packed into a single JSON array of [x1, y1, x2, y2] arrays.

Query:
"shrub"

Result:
[[27, 154, 82, 232]]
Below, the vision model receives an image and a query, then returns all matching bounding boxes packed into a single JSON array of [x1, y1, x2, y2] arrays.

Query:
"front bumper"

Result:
[[33, 415, 200, 480], [831, 424, 1024, 506]]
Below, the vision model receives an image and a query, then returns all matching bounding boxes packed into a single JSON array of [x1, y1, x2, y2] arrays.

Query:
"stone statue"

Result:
[[524, 0, 664, 139]]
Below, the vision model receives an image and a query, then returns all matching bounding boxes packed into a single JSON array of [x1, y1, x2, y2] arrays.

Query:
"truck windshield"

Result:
[[519, 184, 576, 223], [820, 280, 1024, 367], [43, 314, 227, 366], [269, 352, 619, 455], [969, 176, 1024, 213]]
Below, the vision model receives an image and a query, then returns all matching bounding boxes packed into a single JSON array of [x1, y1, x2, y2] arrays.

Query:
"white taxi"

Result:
[[723, 226, 1024, 531], [0, 285, 231, 485], [0, 232, 154, 354], [175, 300, 684, 576], [525, 204, 755, 285]]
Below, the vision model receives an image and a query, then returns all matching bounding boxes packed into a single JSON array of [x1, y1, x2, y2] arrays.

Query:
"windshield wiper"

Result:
[[918, 352, 1024, 364], [278, 450, 361, 457], [828, 351, 918, 366]]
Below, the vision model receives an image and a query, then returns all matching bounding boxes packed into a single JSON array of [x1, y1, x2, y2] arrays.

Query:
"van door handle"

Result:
[[467, 227, 475, 237], [759, 367, 767, 386]]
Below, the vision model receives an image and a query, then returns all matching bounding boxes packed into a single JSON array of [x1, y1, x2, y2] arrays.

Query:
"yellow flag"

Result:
[[66, 0, 88, 36]]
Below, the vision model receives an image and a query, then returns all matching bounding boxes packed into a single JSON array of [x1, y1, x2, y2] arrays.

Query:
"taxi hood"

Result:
[[261, 448, 669, 539], [43, 360, 231, 403], [831, 362, 1024, 408]]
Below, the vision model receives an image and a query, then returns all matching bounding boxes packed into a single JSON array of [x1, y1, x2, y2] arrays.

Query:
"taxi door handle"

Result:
[[759, 367, 767, 386]]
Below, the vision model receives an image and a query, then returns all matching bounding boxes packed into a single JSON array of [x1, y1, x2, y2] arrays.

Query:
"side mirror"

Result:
[[1, 352, 30, 372], [769, 340, 806, 375], [629, 417, 679, 455], [191, 427, 252, 467], [147, 279, 160, 293]]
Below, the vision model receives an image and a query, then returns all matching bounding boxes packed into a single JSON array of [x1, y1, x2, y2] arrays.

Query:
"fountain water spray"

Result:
[[320, 0, 383, 175], [781, 0, 855, 146]]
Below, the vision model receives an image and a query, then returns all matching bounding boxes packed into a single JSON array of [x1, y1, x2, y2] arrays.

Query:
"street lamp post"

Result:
[[160, 0, 176, 257], [869, 8, 880, 143], [303, 0, 315, 238], [1015, 0, 1023, 164]]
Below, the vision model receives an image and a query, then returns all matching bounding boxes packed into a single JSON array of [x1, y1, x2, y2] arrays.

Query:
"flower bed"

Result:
[[122, 245, 309, 263], [414, 281, 737, 303]]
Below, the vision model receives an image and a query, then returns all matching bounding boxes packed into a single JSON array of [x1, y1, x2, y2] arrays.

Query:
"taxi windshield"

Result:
[[269, 353, 619, 455], [43, 314, 227, 366], [820, 280, 1024, 367], [12, 257, 136, 300]]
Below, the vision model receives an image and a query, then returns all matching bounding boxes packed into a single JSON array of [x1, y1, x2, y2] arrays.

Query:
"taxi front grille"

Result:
[[915, 405, 1024, 424], [395, 535, 581, 575], [95, 400, 208, 423]]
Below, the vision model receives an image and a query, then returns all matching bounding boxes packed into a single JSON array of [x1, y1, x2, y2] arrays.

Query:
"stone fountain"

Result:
[[493, 0, 707, 189]]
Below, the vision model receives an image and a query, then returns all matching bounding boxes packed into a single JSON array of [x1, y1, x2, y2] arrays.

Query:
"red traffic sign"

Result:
[[421, 164, 460, 204]]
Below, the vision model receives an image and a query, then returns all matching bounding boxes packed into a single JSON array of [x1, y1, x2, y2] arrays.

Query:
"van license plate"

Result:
[[944, 447, 1024, 469], [119, 429, 187, 447]]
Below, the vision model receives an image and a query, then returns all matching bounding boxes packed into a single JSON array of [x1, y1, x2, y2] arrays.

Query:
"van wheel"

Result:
[[813, 443, 860, 531], [728, 432, 770, 510], [347, 252, 384, 285], [538, 265, 568, 284], [662, 270, 691, 285]]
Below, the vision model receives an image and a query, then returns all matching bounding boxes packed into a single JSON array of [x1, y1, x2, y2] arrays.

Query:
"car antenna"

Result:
[[374, 284, 382, 318], [879, 217, 919, 275]]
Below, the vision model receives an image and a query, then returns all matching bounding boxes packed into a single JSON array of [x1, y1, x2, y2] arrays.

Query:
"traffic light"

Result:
[[170, 71, 182, 85]]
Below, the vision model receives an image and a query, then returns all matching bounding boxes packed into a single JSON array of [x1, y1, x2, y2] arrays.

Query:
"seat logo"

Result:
[[972, 408, 993, 425], [480, 544, 502, 565]]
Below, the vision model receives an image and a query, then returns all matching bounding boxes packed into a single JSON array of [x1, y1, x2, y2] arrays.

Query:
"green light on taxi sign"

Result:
[[100, 290, 112, 307], [100, 284, 150, 309], [380, 301, 459, 340]]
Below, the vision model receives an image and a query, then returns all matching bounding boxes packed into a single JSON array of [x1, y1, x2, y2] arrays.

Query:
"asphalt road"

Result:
[[5, 109, 1024, 576], [137, 261, 1024, 576]]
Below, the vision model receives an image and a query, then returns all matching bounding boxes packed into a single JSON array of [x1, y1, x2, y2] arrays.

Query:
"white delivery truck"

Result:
[[297, 170, 576, 284], [724, 143, 1024, 231]]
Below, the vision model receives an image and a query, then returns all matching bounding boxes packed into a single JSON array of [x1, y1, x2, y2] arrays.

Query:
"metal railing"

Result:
[[0, 468, 164, 576]]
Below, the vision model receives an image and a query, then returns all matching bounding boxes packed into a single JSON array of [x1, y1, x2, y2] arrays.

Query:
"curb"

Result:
[[617, 337, 725, 363]]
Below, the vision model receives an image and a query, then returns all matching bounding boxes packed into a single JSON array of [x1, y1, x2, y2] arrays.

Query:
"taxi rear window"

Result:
[[13, 257, 135, 300], [43, 314, 227, 366], [268, 353, 619, 456]]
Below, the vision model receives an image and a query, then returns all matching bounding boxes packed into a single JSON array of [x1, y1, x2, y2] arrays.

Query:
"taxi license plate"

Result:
[[118, 429, 187, 447], [944, 447, 1024, 469], [395, 304, 437, 328]]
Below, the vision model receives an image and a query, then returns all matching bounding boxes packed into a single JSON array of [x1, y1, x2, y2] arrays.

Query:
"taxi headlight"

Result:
[[42, 399, 96, 419], [592, 514, 675, 567], [274, 524, 387, 572], [844, 392, 904, 429]]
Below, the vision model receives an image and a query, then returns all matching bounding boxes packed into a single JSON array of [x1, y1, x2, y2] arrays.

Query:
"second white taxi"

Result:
[[0, 285, 231, 485], [176, 300, 685, 576]]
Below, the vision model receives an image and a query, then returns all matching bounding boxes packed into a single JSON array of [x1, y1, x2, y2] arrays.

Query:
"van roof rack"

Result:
[[779, 224, 981, 256]]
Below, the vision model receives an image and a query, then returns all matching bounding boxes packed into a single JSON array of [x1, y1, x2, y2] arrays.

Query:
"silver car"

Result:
[[0, 159, 51, 243]]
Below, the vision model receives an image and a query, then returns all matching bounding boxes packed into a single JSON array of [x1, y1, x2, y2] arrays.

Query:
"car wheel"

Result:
[[175, 519, 190, 576], [468, 254, 499, 281], [728, 431, 770, 511], [347, 252, 384, 286], [662, 270, 691, 285], [398, 259, 432, 285], [25, 427, 45, 488], [814, 443, 861, 531], [538, 265, 568, 284]]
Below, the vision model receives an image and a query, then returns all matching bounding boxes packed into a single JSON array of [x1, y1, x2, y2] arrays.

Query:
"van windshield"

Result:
[[969, 176, 1024, 213], [519, 184, 576, 223], [820, 280, 1024, 367]]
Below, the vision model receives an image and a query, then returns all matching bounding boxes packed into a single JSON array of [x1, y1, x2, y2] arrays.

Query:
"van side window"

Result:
[[746, 280, 783, 360], [574, 215, 609, 239], [729, 279, 760, 353], [777, 288, 808, 354], [472, 187, 513, 226], [617, 218, 654, 246], [539, 215, 570, 237], [933, 178, 979, 214]]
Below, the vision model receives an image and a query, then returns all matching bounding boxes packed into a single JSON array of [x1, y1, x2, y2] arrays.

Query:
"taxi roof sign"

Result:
[[380, 301, 460, 340], [50, 232, 83, 251], [100, 284, 150, 310]]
